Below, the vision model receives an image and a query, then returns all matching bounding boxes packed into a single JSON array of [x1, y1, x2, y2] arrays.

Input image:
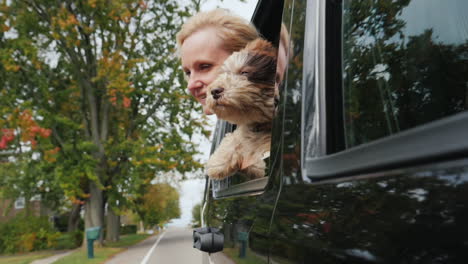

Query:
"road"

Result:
[[105, 227, 202, 264]]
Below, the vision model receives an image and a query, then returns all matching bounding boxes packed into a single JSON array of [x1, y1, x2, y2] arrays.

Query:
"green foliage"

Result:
[[120, 225, 137, 235], [191, 203, 201, 227], [135, 183, 181, 228], [54, 231, 83, 250], [0, 214, 59, 254], [0, 0, 208, 238], [0, 214, 82, 253]]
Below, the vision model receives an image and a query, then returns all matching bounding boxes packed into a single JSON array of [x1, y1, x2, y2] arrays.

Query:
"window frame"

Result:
[[213, 177, 269, 198], [301, 0, 325, 171], [305, 112, 468, 180], [14, 197, 25, 209], [302, 0, 468, 181]]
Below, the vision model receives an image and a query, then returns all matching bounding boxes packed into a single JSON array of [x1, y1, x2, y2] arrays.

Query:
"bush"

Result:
[[51, 214, 67, 233], [0, 214, 60, 254], [120, 225, 137, 235], [51, 213, 84, 233], [55, 230, 83, 250]]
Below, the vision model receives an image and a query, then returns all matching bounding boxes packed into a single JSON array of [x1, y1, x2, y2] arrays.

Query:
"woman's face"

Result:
[[181, 27, 231, 115]]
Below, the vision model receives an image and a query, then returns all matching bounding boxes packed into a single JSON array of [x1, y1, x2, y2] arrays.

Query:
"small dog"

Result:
[[206, 38, 277, 179]]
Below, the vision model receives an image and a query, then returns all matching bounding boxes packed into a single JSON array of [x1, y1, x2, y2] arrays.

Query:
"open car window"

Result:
[[210, 0, 284, 198]]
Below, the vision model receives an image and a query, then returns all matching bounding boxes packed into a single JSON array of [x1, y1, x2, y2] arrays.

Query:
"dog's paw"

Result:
[[206, 134, 242, 179], [206, 156, 240, 179], [241, 160, 266, 179], [206, 164, 234, 180], [206, 153, 239, 180]]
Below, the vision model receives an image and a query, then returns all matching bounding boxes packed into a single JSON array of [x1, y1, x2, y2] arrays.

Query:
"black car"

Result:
[[194, 0, 468, 263]]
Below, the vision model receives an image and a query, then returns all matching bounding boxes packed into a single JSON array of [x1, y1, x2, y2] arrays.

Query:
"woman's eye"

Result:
[[241, 71, 249, 76], [184, 70, 191, 77], [200, 64, 211, 70]]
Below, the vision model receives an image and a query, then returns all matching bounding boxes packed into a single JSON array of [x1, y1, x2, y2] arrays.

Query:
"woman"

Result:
[[177, 9, 259, 114]]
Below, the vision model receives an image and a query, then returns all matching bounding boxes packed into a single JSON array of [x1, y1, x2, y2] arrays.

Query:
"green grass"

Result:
[[223, 246, 267, 264], [0, 252, 54, 264], [53, 234, 151, 264], [105, 234, 151, 248], [53, 247, 120, 264]]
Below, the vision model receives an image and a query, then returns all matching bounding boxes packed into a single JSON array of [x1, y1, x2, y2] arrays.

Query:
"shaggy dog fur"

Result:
[[205, 38, 277, 179]]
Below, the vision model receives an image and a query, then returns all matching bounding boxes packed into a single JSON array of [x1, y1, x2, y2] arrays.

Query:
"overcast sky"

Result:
[[168, 0, 258, 227]]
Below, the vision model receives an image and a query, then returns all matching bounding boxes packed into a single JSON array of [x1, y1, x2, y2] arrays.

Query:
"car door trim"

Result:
[[212, 177, 269, 199], [305, 112, 468, 180]]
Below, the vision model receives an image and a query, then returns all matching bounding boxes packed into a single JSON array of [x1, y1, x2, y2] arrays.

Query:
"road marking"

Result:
[[140, 232, 165, 264], [208, 255, 215, 264]]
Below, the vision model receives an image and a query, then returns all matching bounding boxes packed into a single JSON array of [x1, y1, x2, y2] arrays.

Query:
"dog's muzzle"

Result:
[[211, 87, 224, 100]]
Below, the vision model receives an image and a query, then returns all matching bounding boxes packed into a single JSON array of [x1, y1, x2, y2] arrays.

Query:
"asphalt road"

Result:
[[105, 227, 202, 264]]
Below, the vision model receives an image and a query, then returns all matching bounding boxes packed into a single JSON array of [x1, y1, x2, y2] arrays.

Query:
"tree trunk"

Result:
[[106, 206, 120, 242], [67, 203, 82, 232], [83, 181, 104, 247], [139, 220, 145, 233]]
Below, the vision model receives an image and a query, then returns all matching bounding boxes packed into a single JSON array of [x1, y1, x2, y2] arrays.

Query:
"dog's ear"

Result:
[[241, 39, 277, 85]]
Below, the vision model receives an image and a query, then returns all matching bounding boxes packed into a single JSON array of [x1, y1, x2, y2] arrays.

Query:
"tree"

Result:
[[0, 0, 209, 244], [342, 0, 467, 147], [191, 203, 201, 227], [135, 183, 181, 229]]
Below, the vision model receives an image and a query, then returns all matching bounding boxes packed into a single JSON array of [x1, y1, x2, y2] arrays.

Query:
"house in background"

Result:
[[0, 195, 48, 222], [0, 150, 51, 222]]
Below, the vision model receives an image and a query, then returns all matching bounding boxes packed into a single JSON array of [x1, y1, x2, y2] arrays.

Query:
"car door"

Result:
[[269, 0, 468, 263]]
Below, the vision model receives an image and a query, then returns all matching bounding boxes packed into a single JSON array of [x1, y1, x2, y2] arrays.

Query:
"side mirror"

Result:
[[193, 227, 224, 253]]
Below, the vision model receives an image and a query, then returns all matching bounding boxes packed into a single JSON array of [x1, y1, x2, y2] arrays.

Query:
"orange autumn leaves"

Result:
[[0, 109, 53, 150], [94, 51, 141, 109], [18, 110, 51, 147], [0, 128, 14, 149], [44, 147, 60, 163], [48, 2, 139, 110]]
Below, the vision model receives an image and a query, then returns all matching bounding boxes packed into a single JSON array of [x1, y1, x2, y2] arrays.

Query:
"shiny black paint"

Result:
[[270, 160, 468, 263], [202, 0, 468, 263], [204, 187, 277, 263]]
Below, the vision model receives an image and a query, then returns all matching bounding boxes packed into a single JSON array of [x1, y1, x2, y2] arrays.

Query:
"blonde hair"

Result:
[[176, 8, 259, 55]]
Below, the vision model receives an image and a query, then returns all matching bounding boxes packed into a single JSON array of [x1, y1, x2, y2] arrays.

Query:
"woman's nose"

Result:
[[187, 76, 203, 93]]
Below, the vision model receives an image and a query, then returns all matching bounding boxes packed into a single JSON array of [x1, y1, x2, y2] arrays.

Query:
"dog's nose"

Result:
[[211, 87, 224, 99]]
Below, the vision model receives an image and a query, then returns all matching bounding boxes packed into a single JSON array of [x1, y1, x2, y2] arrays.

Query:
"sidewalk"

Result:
[[30, 250, 75, 264]]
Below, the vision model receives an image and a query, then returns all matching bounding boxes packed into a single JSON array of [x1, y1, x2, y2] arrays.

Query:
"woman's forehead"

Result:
[[181, 28, 228, 66]]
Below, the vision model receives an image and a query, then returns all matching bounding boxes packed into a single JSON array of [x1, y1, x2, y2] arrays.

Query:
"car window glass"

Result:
[[302, 0, 319, 161], [279, 0, 307, 186], [342, 0, 468, 148]]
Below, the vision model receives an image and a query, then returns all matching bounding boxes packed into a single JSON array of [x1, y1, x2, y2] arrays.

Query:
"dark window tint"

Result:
[[343, 0, 468, 148]]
